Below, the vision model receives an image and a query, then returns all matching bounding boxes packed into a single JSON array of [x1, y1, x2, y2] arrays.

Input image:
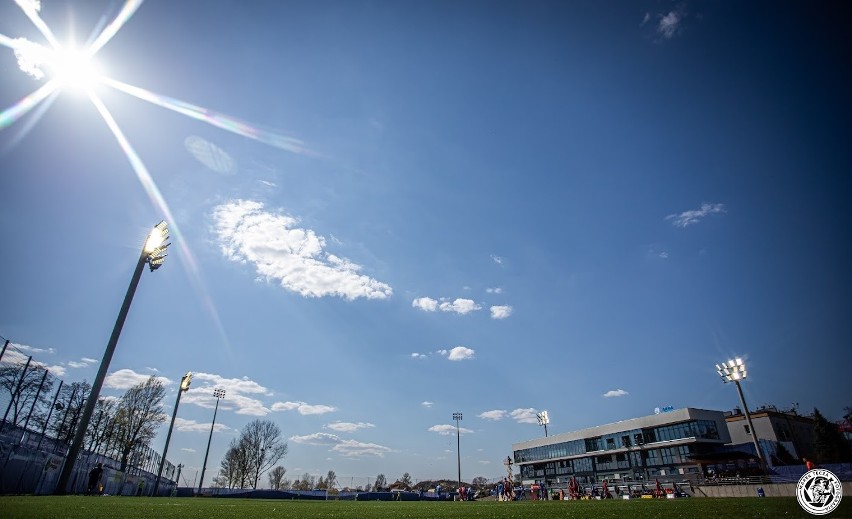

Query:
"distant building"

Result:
[[511, 408, 730, 486], [724, 405, 816, 463]]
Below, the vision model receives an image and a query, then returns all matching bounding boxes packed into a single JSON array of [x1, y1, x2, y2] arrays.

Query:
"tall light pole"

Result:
[[453, 412, 462, 493], [55, 221, 171, 495], [716, 358, 765, 471], [536, 410, 550, 437], [198, 388, 225, 495], [153, 371, 192, 496]]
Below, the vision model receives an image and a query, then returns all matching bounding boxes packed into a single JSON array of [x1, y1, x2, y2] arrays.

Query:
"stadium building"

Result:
[[512, 408, 731, 487]]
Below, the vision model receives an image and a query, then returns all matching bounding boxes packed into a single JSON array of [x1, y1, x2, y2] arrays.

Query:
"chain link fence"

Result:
[[0, 337, 176, 495]]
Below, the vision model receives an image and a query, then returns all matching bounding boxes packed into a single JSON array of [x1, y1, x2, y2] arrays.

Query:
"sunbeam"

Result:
[[86, 0, 144, 57], [0, 80, 58, 130], [101, 77, 313, 156], [87, 92, 232, 354], [15, 0, 62, 50]]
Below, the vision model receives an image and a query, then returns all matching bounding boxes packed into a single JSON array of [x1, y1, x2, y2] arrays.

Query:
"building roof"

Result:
[[512, 408, 725, 451]]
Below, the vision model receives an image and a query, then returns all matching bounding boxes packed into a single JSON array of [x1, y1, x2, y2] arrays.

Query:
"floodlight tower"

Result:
[[453, 412, 462, 492], [154, 371, 192, 496], [198, 388, 226, 494], [716, 358, 765, 470], [55, 221, 171, 494], [537, 411, 550, 437]]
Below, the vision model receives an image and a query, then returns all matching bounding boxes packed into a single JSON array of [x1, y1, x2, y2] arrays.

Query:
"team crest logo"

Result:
[[796, 469, 842, 515]]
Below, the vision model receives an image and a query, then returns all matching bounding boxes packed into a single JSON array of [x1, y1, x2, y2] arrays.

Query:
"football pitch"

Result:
[[1, 496, 849, 519]]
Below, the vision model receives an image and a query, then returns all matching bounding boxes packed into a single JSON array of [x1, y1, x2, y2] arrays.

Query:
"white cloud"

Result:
[[272, 401, 337, 415], [174, 417, 229, 433], [490, 305, 513, 319], [478, 410, 507, 421], [641, 12, 651, 26], [428, 424, 474, 436], [105, 369, 171, 390], [438, 346, 475, 361], [289, 432, 392, 457], [485, 287, 503, 294], [490, 254, 504, 265], [212, 200, 392, 300], [666, 203, 725, 228], [82, 357, 98, 363], [325, 422, 375, 433], [67, 360, 88, 369], [411, 353, 427, 359], [412, 297, 438, 312], [11, 343, 56, 355], [45, 364, 65, 376], [439, 298, 481, 315], [658, 10, 682, 39], [333, 440, 393, 458], [421, 401, 434, 408], [182, 372, 271, 416], [659, 251, 669, 259], [180, 448, 196, 453], [603, 389, 629, 398], [509, 408, 540, 424]]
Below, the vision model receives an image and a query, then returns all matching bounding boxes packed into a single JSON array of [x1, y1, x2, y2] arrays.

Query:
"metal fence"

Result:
[[0, 337, 176, 495]]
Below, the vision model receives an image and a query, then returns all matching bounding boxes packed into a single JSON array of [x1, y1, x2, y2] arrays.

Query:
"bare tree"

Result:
[[220, 437, 251, 489], [325, 470, 337, 490], [50, 381, 90, 444], [374, 473, 387, 491], [399, 472, 412, 488], [0, 363, 54, 427], [241, 419, 288, 489], [112, 376, 166, 471], [471, 476, 488, 489], [86, 397, 117, 453], [268, 466, 287, 490]]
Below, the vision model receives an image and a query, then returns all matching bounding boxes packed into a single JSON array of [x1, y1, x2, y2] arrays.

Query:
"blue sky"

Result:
[[1, 0, 850, 487]]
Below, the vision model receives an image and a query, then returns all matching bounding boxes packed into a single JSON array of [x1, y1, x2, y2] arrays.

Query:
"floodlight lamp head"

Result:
[[180, 372, 192, 391], [716, 357, 747, 383], [213, 388, 226, 399], [453, 412, 463, 421]]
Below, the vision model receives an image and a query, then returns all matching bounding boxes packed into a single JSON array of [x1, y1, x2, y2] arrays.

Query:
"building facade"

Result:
[[725, 405, 817, 462], [512, 408, 730, 487]]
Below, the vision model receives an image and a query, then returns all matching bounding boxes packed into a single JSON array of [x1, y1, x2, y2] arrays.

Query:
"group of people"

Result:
[[456, 485, 476, 501], [495, 478, 515, 501]]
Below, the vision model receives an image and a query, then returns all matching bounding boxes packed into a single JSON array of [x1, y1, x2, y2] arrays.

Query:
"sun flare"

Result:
[[50, 46, 103, 90]]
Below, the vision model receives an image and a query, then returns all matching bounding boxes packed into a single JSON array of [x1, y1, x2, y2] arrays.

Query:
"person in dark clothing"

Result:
[[86, 463, 103, 495]]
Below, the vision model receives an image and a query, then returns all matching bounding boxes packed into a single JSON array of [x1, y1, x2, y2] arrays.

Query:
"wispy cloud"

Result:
[[289, 432, 392, 457], [82, 357, 98, 363], [490, 254, 504, 265], [490, 305, 513, 319], [510, 408, 540, 424], [105, 368, 171, 390], [438, 346, 475, 361], [666, 203, 725, 228], [272, 401, 337, 415], [411, 352, 427, 360], [324, 421, 375, 433], [67, 360, 89, 369], [428, 424, 474, 436], [658, 10, 682, 39], [174, 417, 229, 433], [603, 389, 629, 398], [183, 372, 272, 416], [180, 448, 196, 453], [478, 410, 507, 421], [212, 199, 392, 300], [10, 343, 56, 355], [485, 287, 503, 294], [421, 401, 434, 408]]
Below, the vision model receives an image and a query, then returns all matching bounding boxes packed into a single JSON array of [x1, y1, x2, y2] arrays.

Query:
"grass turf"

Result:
[[1, 496, 850, 519]]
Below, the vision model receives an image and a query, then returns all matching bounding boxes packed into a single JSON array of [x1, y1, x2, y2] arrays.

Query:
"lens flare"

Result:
[[0, 80, 58, 130]]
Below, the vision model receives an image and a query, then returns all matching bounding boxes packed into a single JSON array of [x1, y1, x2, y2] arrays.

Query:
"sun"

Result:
[[49, 46, 103, 91]]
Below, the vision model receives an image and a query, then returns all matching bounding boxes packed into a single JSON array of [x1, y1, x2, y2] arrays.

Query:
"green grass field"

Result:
[[1, 496, 850, 519]]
